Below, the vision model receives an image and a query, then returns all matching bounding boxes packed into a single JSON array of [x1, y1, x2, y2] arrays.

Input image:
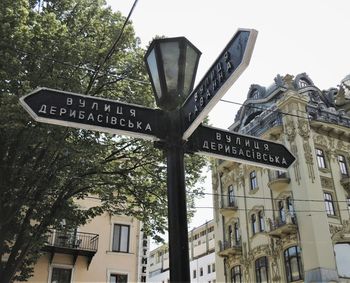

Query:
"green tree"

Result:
[[0, 0, 206, 281]]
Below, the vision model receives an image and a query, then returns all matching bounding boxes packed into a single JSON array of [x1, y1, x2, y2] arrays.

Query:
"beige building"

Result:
[[19, 198, 147, 283], [212, 74, 350, 282], [148, 220, 216, 283]]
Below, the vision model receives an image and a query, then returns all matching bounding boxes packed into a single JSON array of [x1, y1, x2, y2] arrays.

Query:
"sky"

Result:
[[107, 0, 350, 238]]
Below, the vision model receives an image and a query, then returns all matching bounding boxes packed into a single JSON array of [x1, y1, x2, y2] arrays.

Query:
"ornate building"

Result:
[[212, 73, 350, 283]]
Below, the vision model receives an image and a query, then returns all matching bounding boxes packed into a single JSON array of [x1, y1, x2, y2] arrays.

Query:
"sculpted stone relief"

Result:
[[297, 119, 310, 139], [284, 119, 296, 142], [330, 220, 350, 243], [321, 177, 334, 190]]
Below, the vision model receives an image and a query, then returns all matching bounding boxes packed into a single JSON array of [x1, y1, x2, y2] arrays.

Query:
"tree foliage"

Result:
[[0, 0, 206, 281]]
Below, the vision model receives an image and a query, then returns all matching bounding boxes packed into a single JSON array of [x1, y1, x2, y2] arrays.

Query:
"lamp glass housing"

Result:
[[145, 37, 201, 110]]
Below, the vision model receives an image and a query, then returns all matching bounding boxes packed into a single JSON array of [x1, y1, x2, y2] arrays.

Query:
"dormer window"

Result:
[[251, 89, 259, 99], [298, 78, 310, 88]]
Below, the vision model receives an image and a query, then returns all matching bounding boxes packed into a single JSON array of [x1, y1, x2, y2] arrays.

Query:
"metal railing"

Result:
[[221, 196, 238, 210], [269, 214, 296, 231], [219, 239, 241, 252], [268, 170, 290, 182], [45, 230, 99, 252]]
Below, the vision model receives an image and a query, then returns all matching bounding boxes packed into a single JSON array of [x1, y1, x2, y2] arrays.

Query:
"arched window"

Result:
[[284, 246, 303, 282], [231, 265, 242, 283], [255, 256, 269, 283]]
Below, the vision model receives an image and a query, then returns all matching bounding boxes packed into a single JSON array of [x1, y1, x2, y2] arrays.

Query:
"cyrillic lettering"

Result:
[[145, 123, 152, 131], [59, 108, 67, 116], [79, 99, 85, 107], [110, 117, 117, 125], [39, 105, 47, 114], [78, 111, 85, 119], [66, 98, 73, 105], [50, 106, 57, 115], [91, 102, 98, 110]]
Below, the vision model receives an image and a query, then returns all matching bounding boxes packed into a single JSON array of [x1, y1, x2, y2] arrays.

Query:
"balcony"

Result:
[[42, 230, 99, 268], [268, 214, 297, 238], [218, 240, 242, 257], [219, 198, 239, 218], [340, 174, 350, 191], [268, 171, 290, 192]]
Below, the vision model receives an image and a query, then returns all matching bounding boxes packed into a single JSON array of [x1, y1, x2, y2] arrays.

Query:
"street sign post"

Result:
[[20, 29, 296, 283], [20, 87, 165, 141], [181, 29, 258, 140], [187, 125, 296, 170]]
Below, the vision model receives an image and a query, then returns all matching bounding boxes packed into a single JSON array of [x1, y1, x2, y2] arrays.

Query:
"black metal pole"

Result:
[[166, 111, 190, 283]]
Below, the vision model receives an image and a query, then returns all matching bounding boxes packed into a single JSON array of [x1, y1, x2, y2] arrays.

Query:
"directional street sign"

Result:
[[20, 87, 165, 141], [181, 29, 258, 140], [187, 125, 296, 170]]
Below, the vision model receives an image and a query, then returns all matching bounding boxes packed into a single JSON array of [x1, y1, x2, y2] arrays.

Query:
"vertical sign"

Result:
[[181, 29, 258, 140]]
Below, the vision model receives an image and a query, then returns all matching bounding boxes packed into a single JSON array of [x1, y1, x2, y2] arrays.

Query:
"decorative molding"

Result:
[[314, 134, 329, 148], [330, 220, 350, 243], [321, 177, 334, 190], [303, 141, 315, 182], [298, 119, 310, 139], [291, 144, 301, 184], [284, 119, 296, 142]]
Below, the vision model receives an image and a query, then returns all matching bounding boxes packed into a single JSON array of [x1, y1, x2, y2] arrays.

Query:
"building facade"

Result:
[[212, 74, 350, 282], [17, 198, 147, 283], [148, 220, 216, 283]]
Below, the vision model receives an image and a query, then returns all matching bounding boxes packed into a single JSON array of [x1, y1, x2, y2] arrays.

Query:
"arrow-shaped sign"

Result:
[[20, 88, 165, 140], [187, 125, 295, 170], [181, 29, 258, 140]]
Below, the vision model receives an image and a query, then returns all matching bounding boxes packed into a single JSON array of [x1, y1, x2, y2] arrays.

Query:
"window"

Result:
[[347, 197, 350, 212], [51, 267, 72, 283], [231, 265, 242, 283], [324, 192, 336, 216], [258, 211, 265, 232], [298, 79, 309, 88], [278, 201, 286, 222], [110, 274, 128, 283], [228, 185, 235, 206], [316, 149, 326, 169], [251, 214, 257, 235], [250, 171, 258, 190], [334, 243, 350, 278], [228, 225, 233, 246], [234, 222, 240, 244], [338, 155, 349, 176], [212, 263, 215, 273], [255, 256, 269, 283], [284, 246, 302, 282], [287, 197, 296, 223], [208, 264, 211, 273], [200, 267, 203, 276], [112, 224, 130, 252], [193, 270, 197, 279]]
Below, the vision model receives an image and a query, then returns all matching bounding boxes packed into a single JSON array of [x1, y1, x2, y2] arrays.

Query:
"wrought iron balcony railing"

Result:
[[45, 230, 99, 252]]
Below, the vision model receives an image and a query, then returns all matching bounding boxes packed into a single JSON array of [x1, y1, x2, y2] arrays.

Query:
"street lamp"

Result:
[[145, 37, 201, 111], [145, 37, 201, 283]]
